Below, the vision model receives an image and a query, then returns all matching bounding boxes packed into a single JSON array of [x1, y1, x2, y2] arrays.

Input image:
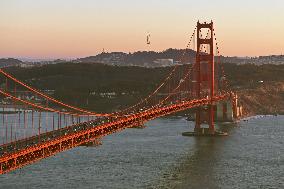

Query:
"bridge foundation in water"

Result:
[[183, 93, 242, 136]]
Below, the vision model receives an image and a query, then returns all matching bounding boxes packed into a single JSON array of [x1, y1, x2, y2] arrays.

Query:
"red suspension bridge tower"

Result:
[[183, 21, 229, 136], [196, 21, 215, 134]]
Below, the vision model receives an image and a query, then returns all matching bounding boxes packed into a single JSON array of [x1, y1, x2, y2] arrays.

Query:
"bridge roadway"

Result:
[[0, 93, 230, 174], [0, 118, 105, 156]]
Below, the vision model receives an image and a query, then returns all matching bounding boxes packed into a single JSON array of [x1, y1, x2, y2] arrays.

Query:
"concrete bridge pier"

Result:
[[183, 93, 242, 137], [215, 101, 233, 122], [215, 94, 243, 122]]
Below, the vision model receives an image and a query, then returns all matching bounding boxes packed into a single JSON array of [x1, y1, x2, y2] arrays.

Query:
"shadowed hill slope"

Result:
[[3, 63, 284, 115]]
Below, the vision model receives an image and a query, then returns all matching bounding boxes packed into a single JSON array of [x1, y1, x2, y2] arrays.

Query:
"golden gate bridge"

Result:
[[0, 21, 241, 174]]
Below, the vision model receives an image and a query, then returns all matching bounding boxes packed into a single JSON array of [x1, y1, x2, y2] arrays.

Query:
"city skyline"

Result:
[[1, 0, 283, 59]]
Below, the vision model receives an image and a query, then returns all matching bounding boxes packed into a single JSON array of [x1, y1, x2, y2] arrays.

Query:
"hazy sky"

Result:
[[0, 0, 283, 59]]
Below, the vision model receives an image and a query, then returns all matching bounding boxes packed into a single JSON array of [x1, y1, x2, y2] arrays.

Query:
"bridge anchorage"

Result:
[[183, 21, 242, 136]]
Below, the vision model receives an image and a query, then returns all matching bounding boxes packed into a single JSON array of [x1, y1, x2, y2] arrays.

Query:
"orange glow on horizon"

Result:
[[1, 0, 283, 59]]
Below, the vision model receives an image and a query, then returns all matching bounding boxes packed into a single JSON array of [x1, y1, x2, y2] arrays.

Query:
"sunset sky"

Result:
[[0, 0, 283, 59]]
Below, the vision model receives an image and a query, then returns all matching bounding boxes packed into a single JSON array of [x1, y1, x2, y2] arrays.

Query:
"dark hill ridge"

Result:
[[77, 49, 284, 66], [77, 48, 196, 67], [3, 63, 174, 111], [2, 49, 284, 69], [2, 63, 284, 114], [0, 58, 22, 68]]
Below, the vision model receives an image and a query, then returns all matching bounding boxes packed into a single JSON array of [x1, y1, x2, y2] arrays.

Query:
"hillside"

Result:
[[2, 63, 284, 115], [238, 82, 284, 115], [0, 58, 22, 68], [78, 48, 196, 67], [3, 63, 172, 112]]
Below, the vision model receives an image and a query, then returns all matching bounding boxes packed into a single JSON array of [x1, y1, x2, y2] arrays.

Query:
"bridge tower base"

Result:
[[182, 130, 228, 137], [182, 106, 228, 137]]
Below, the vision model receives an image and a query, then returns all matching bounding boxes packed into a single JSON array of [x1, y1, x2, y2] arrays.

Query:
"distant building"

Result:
[[19, 63, 34, 68], [153, 59, 174, 66]]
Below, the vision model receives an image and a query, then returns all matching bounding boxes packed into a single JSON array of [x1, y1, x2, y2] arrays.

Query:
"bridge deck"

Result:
[[0, 117, 108, 156]]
